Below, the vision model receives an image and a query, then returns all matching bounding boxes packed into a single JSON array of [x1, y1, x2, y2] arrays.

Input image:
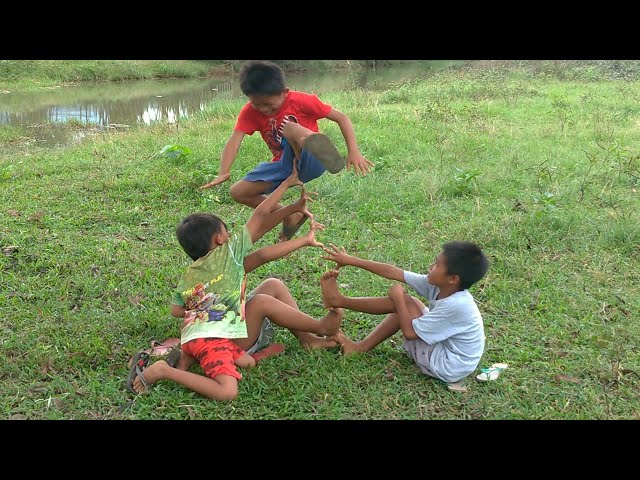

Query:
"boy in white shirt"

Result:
[[321, 241, 489, 384]]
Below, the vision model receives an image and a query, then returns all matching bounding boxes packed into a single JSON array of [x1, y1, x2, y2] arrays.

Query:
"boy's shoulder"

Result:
[[437, 290, 478, 311]]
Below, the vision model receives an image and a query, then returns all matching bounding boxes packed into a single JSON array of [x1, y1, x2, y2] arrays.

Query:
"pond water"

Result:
[[0, 61, 462, 147]]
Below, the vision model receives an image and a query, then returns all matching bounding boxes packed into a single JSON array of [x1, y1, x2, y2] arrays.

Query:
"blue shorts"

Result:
[[243, 138, 326, 193]]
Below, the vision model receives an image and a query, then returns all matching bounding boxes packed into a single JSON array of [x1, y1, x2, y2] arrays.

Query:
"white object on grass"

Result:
[[476, 363, 509, 382]]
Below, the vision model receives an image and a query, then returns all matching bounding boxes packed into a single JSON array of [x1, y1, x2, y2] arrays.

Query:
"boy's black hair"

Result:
[[441, 241, 489, 290], [239, 60, 286, 96], [176, 213, 227, 261]]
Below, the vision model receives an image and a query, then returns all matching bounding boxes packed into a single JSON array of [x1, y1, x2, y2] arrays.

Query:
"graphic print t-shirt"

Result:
[[234, 90, 333, 162], [173, 226, 253, 344]]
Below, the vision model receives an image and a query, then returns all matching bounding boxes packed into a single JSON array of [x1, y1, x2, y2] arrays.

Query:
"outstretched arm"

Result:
[[321, 244, 405, 282], [244, 220, 325, 273], [325, 108, 374, 176], [200, 130, 245, 189]]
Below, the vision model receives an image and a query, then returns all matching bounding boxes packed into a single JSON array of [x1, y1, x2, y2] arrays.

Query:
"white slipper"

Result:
[[476, 363, 508, 382]]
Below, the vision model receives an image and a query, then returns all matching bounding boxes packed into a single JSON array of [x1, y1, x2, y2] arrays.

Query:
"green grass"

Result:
[[1, 61, 639, 419]]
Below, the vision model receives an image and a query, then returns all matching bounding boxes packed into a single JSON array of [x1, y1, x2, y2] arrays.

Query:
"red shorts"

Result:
[[182, 338, 246, 380]]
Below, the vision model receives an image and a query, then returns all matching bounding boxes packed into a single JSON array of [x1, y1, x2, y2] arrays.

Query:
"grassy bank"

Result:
[[1, 61, 639, 419], [0, 60, 226, 91], [0, 60, 430, 92]]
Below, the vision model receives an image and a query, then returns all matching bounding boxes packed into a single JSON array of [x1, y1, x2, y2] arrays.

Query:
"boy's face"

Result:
[[248, 89, 288, 116], [428, 252, 456, 288]]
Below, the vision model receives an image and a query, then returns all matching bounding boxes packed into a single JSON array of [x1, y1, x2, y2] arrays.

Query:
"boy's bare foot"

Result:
[[131, 360, 169, 394], [320, 269, 343, 309], [300, 335, 338, 350], [329, 331, 361, 355], [319, 307, 344, 336]]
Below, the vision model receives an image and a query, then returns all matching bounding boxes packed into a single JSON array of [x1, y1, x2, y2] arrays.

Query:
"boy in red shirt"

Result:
[[201, 60, 374, 241]]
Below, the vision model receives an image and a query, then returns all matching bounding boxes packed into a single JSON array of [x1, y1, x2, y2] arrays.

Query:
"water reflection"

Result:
[[0, 61, 461, 147]]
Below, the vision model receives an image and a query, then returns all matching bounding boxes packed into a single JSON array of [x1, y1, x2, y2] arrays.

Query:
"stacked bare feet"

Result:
[[320, 270, 360, 355]]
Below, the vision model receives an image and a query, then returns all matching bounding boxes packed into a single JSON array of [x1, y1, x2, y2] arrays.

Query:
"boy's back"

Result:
[[173, 226, 253, 343]]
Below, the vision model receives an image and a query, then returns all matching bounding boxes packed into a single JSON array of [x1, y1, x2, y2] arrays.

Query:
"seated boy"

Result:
[[320, 241, 489, 385], [129, 167, 344, 400]]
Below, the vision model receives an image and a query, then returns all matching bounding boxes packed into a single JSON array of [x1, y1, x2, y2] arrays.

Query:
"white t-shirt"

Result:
[[404, 271, 485, 383]]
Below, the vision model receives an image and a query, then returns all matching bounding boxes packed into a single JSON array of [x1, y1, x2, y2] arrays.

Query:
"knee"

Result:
[[262, 277, 285, 291], [247, 293, 271, 309], [282, 121, 302, 139], [229, 182, 245, 202]]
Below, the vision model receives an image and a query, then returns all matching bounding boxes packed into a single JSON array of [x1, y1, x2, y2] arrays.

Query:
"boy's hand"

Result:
[[321, 243, 354, 268], [303, 220, 326, 248], [293, 189, 318, 220], [200, 173, 231, 190], [346, 152, 375, 176]]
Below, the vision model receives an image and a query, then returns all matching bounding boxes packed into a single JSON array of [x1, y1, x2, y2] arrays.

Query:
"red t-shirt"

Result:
[[234, 90, 333, 162]]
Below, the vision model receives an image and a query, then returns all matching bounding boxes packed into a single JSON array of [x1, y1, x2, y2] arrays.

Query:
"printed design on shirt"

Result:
[[182, 282, 240, 328], [264, 115, 298, 156]]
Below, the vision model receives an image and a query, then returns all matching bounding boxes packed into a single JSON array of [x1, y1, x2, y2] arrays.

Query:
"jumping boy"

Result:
[[200, 60, 374, 241]]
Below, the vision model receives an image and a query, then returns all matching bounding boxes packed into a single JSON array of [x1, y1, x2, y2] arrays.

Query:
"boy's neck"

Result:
[[435, 284, 461, 300]]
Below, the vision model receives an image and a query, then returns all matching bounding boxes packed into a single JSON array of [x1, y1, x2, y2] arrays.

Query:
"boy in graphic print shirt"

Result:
[[130, 168, 344, 400]]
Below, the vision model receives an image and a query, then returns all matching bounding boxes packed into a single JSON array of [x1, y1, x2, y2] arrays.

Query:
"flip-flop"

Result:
[[148, 337, 180, 357], [279, 215, 309, 241], [250, 343, 286, 363], [476, 363, 508, 382], [302, 133, 345, 174], [166, 346, 182, 368], [126, 351, 150, 394]]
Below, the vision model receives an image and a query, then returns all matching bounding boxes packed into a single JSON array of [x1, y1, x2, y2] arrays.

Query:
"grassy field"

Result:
[[1, 61, 639, 419]]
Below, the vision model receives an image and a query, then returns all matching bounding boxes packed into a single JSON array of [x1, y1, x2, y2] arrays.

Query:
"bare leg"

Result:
[[330, 291, 425, 355], [230, 179, 304, 238], [131, 360, 239, 401], [229, 180, 273, 208], [233, 294, 344, 352], [321, 270, 395, 314], [240, 278, 337, 349], [282, 121, 315, 159]]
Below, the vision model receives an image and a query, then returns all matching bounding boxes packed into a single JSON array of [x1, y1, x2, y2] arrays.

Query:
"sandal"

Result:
[[148, 337, 180, 357], [250, 343, 285, 363], [126, 351, 150, 394], [279, 215, 309, 241], [476, 363, 508, 382], [303, 133, 345, 174]]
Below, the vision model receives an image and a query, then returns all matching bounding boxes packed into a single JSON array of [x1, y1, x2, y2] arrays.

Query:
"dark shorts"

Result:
[[243, 138, 326, 193], [182, 337, 246, 380]]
